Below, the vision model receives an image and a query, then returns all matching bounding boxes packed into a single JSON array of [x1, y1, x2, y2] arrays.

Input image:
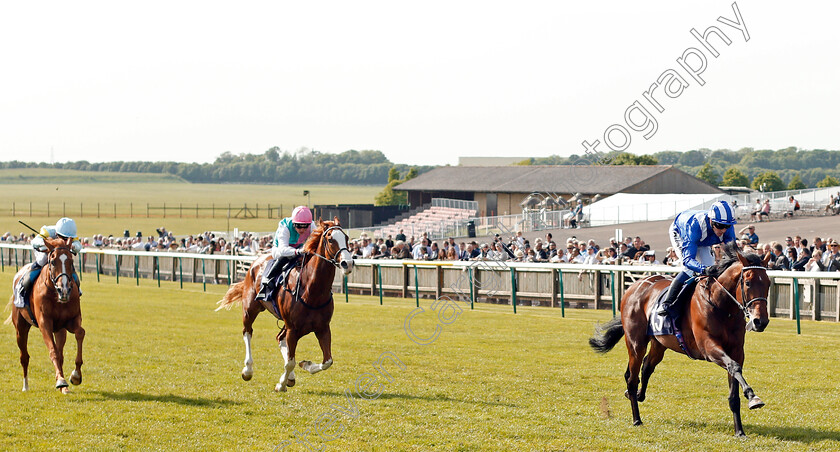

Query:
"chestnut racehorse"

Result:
[[6, 237, 85, 393], [217, 218, 353, 392], [589, 243, 771, 437]]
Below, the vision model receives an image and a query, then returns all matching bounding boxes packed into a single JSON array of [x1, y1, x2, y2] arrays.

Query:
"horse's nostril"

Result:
[[340, 261, 348, 269]]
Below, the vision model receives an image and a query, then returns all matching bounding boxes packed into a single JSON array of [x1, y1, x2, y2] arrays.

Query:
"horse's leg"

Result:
[[14, 314, 31, 392], [728, 374, 745, 437], [67, 316, 85, 385], [300, 326, 333, 374], [241, 298, 261, 381], [637, 341, 666, 402], [711, 349, 764, 409], [39, 320, 69, 393], [708, 348, 763, 436], [624, 336, 648, 426], [276, 328, 298, 392]]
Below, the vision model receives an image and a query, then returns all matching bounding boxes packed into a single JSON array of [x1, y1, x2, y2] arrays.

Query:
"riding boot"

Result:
[[255, 258, 284, 301], [73, 273, 82, 297], [657, 271, 691, 317]]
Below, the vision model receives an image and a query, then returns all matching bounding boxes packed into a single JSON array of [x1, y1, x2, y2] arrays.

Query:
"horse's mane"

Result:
[[303, 220, 336, 254], [705, 241, 763, 278]]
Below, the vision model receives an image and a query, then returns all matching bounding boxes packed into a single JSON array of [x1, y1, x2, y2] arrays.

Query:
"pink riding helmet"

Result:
[[291, 206, 313, 223]]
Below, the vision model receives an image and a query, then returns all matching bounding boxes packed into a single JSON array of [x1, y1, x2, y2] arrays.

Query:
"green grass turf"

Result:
[[0, 267, 838, 451], [0, 170, 380, 238]]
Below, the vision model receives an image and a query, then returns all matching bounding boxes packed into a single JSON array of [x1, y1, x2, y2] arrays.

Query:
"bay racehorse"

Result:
[[217, 218, 353, 392], [6, 236, 85, 393], [589, 242, 771, 437]]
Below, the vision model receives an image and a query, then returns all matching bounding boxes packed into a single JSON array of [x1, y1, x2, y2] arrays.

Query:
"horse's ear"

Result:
[[761, 252, 772, 267], [736, 250, 749, 266], [44, 236, 60, 251], [333, 216, 341, 226]]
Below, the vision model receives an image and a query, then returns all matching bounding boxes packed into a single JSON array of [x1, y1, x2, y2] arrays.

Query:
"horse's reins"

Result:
[[706, 265, 768, 319], [292, 225, 349, 310]]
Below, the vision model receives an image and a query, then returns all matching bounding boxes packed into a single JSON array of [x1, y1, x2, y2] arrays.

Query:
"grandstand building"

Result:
[[394, 165, 721, 216]]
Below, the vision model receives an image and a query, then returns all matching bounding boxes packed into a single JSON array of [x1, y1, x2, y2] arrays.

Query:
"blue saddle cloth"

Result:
[[647, 276, 697, 336], [648, 289, 675, 336]]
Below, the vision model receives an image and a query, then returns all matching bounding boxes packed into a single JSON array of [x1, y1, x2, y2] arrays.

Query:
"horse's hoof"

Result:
[[636, 393, 645, 403], [735, 432, 747, 438], [274, 384, 287, 392], [748, 396, 765, 410], [632, 420, 643, 426], [56, 379, 69, 389], [70, 370, 82, 386], [299, 360, 311, 370], [241, 368, 253, 381], [287, 379, 295, 387]]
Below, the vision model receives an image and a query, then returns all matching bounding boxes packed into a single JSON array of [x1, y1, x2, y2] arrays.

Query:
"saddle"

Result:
[[13, 264, 42, 327], [648, 276, 698, 335], [259, 255, 302, 317], [648, 276, 700, 359]]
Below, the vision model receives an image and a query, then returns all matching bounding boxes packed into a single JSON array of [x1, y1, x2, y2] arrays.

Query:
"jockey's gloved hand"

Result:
[[702, 266, 713, 277], [295, 249, 306, 257]]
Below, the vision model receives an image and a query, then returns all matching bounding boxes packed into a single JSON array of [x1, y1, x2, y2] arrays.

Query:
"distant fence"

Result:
[[1, 245, 836, 331], [4, 202, 291, 220]]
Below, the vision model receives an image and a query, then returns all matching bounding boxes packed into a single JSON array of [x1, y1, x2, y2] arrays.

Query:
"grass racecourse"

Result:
[[1, 266, 839, 451], [0, 168, 381, 238]]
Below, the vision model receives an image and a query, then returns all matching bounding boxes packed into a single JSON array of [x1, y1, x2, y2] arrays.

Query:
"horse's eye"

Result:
[[745, 281, 751, 288]]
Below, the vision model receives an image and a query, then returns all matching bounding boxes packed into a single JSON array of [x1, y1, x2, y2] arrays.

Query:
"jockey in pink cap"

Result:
[[255, 206, 316, 301]]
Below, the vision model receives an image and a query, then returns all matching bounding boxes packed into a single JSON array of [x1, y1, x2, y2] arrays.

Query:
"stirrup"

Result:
[[255, 283, 269, 301]]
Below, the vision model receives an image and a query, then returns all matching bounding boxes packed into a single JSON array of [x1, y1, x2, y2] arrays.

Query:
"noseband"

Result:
[[708, 265, 768, 319]]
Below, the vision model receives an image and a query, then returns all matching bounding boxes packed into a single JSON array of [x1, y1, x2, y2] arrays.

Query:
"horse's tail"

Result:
[[216, 281, 246, 311], [4, 296, 13, 325], [589, 316, 625, 353]]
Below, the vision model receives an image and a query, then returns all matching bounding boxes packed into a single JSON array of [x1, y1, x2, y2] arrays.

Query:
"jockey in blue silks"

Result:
[[255, 206, 316, 301], [657, 200, 738, 319], [14, 217, 82, 308]]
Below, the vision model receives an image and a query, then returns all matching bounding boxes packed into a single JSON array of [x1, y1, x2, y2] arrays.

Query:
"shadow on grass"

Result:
[[92, 391, 243, 408], [303, 389, 516, 407], [672, 420, 840, 443]]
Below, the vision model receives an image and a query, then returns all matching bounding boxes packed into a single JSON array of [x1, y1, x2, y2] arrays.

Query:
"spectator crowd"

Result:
[[3, 221, 840, 272]]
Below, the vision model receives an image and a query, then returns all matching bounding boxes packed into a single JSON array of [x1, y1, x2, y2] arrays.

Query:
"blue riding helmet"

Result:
[[55, 218, 78, 239], [708, 201, 737, 226]]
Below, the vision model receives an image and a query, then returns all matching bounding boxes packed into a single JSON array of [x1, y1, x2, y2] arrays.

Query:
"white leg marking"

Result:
[[276, 358, 296, 392], [241, 332, 254, 380], [22, 377, 28, 392], [279, 338, 296, 381], [302, 358, 333, 375]]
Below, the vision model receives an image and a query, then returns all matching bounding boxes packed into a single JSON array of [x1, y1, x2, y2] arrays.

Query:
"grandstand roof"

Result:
[[395, 165, 720, 195]]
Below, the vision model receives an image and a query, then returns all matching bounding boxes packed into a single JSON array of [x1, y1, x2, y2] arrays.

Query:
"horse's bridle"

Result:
[[48, 246, 75, 290], [708, 265, 768, 319], [307, 225, 350, 269]]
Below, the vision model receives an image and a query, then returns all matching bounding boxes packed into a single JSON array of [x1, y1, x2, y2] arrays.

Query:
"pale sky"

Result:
[[1, 1, 838, 166]]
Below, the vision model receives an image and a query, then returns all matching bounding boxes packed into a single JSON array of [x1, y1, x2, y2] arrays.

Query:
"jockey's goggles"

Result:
[[711, 221, 732, 230], [293, 223, 308, 229]]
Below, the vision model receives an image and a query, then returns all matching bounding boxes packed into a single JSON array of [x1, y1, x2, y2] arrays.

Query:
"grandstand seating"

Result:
[[374, 205, 475, 239]]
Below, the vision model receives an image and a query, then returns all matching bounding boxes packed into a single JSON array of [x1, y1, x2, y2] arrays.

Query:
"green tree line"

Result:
[[524, 147, 840, 189], [0, 148, 434, 185]]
